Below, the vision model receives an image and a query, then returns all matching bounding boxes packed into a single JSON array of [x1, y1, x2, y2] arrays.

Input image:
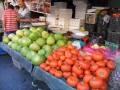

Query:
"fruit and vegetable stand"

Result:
[[1, 26, 117, 90]]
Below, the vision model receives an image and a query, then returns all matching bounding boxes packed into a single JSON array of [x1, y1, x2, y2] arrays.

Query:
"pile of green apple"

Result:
[[3, 27, 71, 66]]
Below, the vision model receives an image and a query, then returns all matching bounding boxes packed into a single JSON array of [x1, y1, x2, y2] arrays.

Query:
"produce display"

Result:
[[2, 26, 117, 90], [3, 27, 71, 65], [40, 44, 116, 90]]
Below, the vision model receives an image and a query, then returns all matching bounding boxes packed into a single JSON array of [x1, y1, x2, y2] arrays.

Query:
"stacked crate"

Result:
[[107, 15, 120, 48]]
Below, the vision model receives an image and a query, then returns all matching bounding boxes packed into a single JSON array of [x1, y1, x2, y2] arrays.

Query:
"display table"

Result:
[[32, 67, 75, 90], [0, 43, 75, 90]]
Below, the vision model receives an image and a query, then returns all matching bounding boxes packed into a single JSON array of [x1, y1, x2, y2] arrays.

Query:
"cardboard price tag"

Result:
[[69, 19, 80, 31]]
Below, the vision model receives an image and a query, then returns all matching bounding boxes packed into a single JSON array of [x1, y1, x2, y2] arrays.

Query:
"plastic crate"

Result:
[[108, 17, 120, 32], [32, 67, 75, 90], [107, 31, 120, 44], [105, 41, 119, 51]]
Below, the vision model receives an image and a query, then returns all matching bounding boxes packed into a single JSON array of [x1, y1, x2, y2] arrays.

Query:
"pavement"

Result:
[[0, 54, 50, 90]]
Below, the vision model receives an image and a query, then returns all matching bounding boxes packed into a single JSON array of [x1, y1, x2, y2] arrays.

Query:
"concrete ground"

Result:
[[0, 54, 50, 90]]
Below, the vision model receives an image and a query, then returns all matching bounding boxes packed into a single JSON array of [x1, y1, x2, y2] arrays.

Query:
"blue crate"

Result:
[[0, 43, 33, 73], [32, 67, 75, 90]]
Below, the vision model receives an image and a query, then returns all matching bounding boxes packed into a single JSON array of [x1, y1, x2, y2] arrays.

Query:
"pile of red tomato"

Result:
[[40, 44, 116, 90]]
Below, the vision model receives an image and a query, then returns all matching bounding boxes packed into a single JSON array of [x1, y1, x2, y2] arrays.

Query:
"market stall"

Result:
[[0, 0, 120, 90], [1, 25, 117, 90]]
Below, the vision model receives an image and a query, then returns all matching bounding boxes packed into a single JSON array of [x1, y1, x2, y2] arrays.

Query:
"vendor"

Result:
[[3, 4, 19, 35], [96, 9, 111, 44], [18, 2, 31, 28]]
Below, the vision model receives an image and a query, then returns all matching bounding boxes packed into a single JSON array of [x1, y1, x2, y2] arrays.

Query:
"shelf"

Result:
[[30, 10, 47, 15]]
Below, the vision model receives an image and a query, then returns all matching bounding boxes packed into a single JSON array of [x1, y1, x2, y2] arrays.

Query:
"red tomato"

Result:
[[63, 72, 71, 78], [61, 64, 72, 72], [90, 77, 104, 89], [53, 53, 60, 60], [79, 61, 90, 70], [67, 76, 79, 87], [84, 70, 91, 75], [58, 60, 62, 67], [83, 74, 93, 83], [72, 72, 78, 77], [100, 81, 108, 90], [67, 44, 75, 50], [47, 55, 53, 61], [84, 55, 92, 61], [50, 61, 58, 68], [105, 67, 111, 74], [49, 68, 56, 75], [92, 52, 103, 61], [96, 61, 106, 67], [79, 74, 84, 79], [107, 61, 116, 70], [78, 56, 84, 61], [40, 63, 47, 69], [44, 65, 51, 72], [103, 59, 108, 64], [56, 51, 64, 56], [60, 56, 66, 61], [90, 64, 99, 72], [72, 65, 83, 76], [71, 49, 78, 55], [96, 68, 109, 80], [72, 57, 78, 61], [65, 58, 74, 65], [54, 70, 63, 78], [90, 61, 96, 65], [77, 81, 89, 90], [65, 51, 72, 58], [46, 60, 50, 65]]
